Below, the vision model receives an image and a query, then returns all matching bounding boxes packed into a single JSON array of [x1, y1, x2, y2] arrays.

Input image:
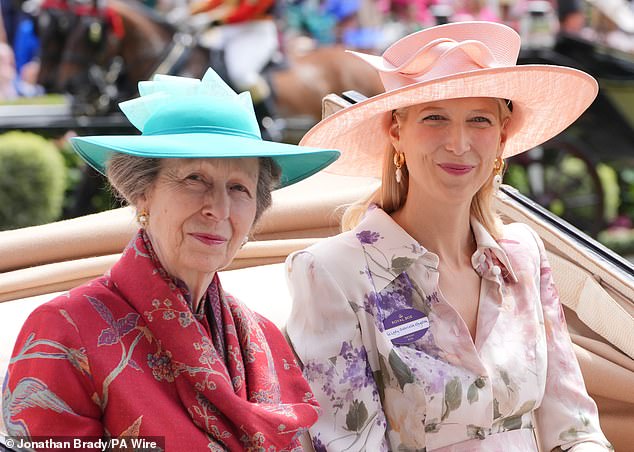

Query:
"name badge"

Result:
[[383, 308, 429, 345]]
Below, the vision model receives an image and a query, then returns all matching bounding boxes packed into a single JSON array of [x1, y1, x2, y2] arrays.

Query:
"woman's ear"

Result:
[[136, 191, 151, 215], [389, 111, 401, 150], [498, 117, 510, 156]]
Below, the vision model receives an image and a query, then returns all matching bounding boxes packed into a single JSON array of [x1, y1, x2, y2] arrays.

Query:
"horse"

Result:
[[34, 0, 81, 92], [38, 0, 384, 122]]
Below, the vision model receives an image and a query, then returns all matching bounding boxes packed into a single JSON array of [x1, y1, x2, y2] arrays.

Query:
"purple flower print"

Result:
[[312, 434, 327, 452], [377, 273, 414, 312], [426, 367, 448, 394], [304, 360, 337, 398], [339, 342, 375, 401], [356, 230, 382, 245]]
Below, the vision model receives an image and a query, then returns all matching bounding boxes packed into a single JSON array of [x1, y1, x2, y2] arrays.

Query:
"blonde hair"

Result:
[[341, 99, 512, 240]]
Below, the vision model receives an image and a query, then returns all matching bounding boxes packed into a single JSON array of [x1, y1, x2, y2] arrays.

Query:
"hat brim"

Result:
[[299, 64, 598, 177], [70, 133, 340, 188]]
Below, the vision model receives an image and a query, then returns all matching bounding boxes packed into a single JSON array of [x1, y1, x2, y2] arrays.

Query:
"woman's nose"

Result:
[[445, 125, 470, 155], [201, 189, 230, 220]]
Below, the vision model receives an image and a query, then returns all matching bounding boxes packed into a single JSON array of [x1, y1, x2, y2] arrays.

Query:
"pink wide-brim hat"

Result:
[[299, 21, 598, 178]]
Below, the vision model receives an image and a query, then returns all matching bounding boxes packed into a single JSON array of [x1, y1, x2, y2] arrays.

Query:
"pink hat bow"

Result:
[[348, 24, 521, 91]]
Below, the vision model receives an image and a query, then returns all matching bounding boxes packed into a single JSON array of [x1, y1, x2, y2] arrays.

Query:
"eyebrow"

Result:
[[417, 106, 497, 115]]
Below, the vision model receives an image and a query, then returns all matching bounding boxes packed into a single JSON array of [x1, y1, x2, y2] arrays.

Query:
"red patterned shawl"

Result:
[[4, 231, 319, 451]]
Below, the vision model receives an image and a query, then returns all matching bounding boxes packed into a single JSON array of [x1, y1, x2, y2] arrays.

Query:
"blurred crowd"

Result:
[[1, 0, 634, 102], [0, 0, 42, 100], [158, 0, 611, 53]]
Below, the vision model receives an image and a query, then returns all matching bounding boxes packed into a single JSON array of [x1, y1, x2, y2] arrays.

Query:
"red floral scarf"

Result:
[[110, 231, 319, 450]]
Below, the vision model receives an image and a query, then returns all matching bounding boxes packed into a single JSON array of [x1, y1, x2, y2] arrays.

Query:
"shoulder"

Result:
[[287, 229, 362, 280], [497, 222, 548, 284], [305, 229, 360, 259], [23, 276, 124, 333], [499, 222, 543, 257]]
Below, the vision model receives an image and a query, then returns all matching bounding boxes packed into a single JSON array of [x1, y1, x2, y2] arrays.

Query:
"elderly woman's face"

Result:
[[390, 97, 507, 205], [139, 157, 259, 282]]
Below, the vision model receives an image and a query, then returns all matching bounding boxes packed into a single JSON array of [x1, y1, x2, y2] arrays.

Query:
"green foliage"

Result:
[[503, 164, 531, 194], [597, 163, 619, 222], [621, 167, 634, 221], [55, 135, 116, 217], [56, 137, 87, 213], [0, 94, 67, 106], [598, 228, 634, 257], [0, 131, 67, 230]]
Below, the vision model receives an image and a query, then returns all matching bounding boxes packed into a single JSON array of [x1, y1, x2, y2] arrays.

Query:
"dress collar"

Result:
[[353, 207, 518, 292], [470, 219, 518, 283]]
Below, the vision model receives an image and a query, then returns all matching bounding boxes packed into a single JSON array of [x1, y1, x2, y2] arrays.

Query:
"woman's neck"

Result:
[[144, 230, 214, 312], [184, 274, 216, 312], [392, 197, 475, 268]]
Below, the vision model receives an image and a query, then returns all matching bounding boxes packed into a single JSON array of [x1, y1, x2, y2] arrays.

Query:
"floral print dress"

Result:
[[286, 207, 612, 451]]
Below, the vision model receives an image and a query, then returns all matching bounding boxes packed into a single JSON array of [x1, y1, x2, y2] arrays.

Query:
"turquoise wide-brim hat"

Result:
[[70, 69, 340, 188]]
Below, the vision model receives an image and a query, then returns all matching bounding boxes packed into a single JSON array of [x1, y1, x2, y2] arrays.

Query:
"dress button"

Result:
[[491, 265, 501, 276], [478, 254, 486, 264], [475, 376, 486, 388]]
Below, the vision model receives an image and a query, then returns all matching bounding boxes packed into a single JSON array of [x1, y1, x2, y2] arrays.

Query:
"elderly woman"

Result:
[[285, 22, 613, 451], [2, 69, 338, 450]]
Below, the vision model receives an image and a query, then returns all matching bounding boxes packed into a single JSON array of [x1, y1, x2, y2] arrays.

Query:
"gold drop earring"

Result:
[[493, 157, 505, 194], [394, 151, 405, 184], [137, 210, 149, 228]]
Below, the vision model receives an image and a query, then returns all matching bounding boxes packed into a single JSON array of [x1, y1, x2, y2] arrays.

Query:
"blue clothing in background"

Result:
[[13, 15, 39, 72], [323, 0, 360, 20]]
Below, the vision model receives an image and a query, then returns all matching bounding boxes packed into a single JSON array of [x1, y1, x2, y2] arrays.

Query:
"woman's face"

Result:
[[138, 157, 259, 283], [389, 97, 508, 206]]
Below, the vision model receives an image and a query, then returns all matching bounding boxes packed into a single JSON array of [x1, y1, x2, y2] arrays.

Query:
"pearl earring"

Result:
[[137, 210, 149, 228]]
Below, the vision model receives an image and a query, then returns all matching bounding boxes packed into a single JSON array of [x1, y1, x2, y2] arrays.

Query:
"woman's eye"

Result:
[[185, 174, 204, 182], [470, 116, 493, 125], [423, 114, 445, 121], [230, 184, 251, 196]]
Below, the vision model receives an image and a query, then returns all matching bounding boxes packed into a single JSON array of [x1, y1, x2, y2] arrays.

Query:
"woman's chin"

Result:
[[182, 251, 231, 276]]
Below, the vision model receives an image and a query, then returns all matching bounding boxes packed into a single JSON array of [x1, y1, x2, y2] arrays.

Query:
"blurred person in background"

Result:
[[452, 0, 501, 22], [0, 42, 17, 99], [181, 0, 282, 129], [0, 4, 6, 42], [15, 59, 44, 97], [557, 0, 586, 34]]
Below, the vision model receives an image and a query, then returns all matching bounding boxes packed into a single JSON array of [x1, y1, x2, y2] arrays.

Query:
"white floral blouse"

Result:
[[285, 207, 612, 452]]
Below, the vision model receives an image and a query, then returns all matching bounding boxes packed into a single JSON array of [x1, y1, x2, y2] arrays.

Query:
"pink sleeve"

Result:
[[528, 228, 612, 451]]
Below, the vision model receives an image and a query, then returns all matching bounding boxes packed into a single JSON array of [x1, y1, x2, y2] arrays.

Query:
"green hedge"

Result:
[[598, 228, 634, 258], [0, 131, 67, 230]]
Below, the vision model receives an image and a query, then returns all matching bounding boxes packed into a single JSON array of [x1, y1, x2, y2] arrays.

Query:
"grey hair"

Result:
[[105, 154, 281, 224]]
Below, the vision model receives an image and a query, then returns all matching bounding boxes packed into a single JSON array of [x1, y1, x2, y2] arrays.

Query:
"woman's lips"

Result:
[[190, 233, 227, 246], [438, 163, 475, 175]]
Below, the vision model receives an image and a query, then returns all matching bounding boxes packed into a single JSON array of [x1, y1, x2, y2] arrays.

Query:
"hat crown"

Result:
[[143, 97, 261, 139], [353, 21, 522, 91]]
